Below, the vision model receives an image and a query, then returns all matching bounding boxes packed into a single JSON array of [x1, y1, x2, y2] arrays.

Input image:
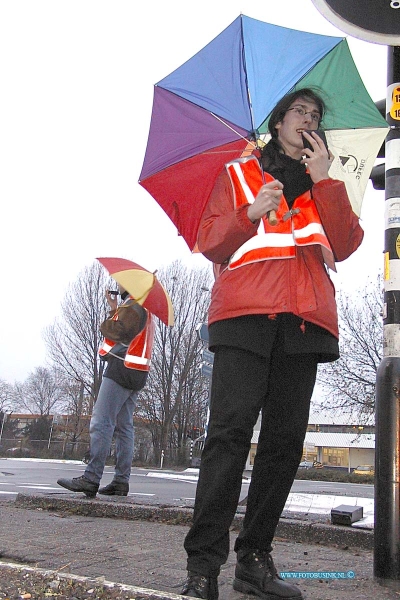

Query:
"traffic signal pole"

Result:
[[374, 45, 400, 580], [309, 0, 400, 584]]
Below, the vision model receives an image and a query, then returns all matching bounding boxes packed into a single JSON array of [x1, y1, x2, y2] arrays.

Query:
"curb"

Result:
[[275, 517, 373, 550], [15, 493, 374, 550], [0, 561, 185, 600]]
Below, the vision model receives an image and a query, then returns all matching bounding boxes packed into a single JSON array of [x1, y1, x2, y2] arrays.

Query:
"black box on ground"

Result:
[[331, 505, 363, 526]]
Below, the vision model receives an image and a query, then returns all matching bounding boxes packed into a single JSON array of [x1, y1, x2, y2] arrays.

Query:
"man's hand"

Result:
[[105, 289, 118, 311], [300, 131, 333, 184], [247, 179, 283, 223]]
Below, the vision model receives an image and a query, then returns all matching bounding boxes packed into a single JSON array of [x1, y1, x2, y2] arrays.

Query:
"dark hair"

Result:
[[260, 88, 327, 176], [267, 87, 326, 139]]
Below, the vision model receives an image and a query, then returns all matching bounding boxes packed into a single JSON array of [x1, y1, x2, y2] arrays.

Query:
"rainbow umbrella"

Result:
[[97, 257, 174, 326], [139, 14, 388, 252]]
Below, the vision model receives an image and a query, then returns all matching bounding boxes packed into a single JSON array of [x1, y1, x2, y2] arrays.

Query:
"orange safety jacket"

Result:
[[99, 307, 155, 371], [226, 156, 335, 271]]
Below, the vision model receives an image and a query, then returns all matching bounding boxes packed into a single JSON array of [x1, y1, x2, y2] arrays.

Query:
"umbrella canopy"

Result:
[[97, 257, 174, 326], [139, 14, 388, 252]]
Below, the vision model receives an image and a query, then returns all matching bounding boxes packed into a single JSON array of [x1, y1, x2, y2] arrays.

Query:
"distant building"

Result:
[[307, 406, 374, 434], [303, 431, 374, 471], [246, 405, 375, 471]]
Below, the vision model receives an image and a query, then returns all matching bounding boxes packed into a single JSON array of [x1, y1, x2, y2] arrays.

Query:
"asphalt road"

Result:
[[0, 458, 374, 502]]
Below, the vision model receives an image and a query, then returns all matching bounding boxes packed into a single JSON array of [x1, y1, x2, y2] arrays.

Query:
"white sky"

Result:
[[0, 1, 388, 384]]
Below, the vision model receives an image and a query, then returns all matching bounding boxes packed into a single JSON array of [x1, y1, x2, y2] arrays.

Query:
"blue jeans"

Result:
[[84, 376, 137, 485]]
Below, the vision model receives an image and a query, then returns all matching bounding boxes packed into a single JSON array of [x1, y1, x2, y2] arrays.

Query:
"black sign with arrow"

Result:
[[312, 0, 400, 44]]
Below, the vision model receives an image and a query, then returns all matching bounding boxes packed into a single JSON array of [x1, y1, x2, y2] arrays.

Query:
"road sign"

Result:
[[196, 322, 209, 343], [200, 362, 213, 378], [202, 348, 214, 365], [312, 0, 400, 45]]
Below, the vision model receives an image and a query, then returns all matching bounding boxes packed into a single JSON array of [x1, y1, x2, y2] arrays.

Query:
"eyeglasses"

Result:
[[286, 105, 321, 123]]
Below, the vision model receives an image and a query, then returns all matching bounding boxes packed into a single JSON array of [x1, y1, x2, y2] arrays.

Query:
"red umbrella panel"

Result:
[[97, 257, 174, 326], [139, 87, 249, 251]]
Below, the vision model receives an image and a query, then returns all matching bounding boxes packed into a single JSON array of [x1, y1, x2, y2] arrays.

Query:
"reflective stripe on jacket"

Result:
[[99, 308, 155, 371], [196, 165, 364, 338], [226, 156, 335, 271]]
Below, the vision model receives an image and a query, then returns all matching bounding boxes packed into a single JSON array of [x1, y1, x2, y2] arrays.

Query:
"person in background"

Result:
[[57, 284, 154, 498], [181, 88, 364, 600]]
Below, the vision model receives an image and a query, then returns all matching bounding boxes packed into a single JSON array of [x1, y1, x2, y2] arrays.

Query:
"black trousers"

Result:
[[184, 340, 318, 576]]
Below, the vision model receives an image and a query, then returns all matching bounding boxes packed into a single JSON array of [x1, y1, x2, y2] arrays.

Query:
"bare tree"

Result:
[[44, 261, 111, 412], [0, 379, 14, 413], [58, 379, 91, 458], [13, 366, 66, 415], [0, 379, 15, 446], [136, 260, 213, 465], [317, 274, 383, 421]]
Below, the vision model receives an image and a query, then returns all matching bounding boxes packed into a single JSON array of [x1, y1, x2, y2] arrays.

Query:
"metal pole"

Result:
[[0, 413, 7, 444], [189, 440, 193, 466], [374, 45, 400, 580], [47, 415, 55, 450]]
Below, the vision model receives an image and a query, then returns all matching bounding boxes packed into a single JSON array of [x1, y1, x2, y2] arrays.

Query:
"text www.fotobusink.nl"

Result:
[[280, 571, 355, 579]]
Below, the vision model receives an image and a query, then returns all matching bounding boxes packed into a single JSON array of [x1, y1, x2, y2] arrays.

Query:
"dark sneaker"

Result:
[[98, 481, 129, 496], [57, 475, 99, 498], [181, 572, 219, 600], [233, 550, 302, 599]]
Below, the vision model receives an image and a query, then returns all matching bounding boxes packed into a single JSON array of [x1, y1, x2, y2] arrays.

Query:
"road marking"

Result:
[[18, 485, 60, 490], [174, 497, 195, 501]]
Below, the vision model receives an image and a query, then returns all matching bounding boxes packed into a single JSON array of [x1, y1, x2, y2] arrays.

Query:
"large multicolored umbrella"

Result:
[[139, 14, 388, 252], [97, 257, 174, 326]]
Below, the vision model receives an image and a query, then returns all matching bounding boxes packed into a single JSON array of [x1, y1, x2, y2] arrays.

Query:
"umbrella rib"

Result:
[[210, 112, 256, 149], [239, 13, 256, 134], [115, 273, 158, 316]]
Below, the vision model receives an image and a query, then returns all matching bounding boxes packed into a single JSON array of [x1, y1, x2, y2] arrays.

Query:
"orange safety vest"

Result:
[[226, 156, 335, 271], [98, 305, 155, 371]]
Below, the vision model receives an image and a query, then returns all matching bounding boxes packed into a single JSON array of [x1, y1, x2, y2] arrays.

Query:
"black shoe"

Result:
[[181, 572, 219, 600], [233, 550, 302, 599], [98, 481, 129, 496], [57, 475, 99, 498]]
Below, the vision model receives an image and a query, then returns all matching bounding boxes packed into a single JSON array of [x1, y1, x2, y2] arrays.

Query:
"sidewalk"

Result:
[[0, 492, 399, 599]]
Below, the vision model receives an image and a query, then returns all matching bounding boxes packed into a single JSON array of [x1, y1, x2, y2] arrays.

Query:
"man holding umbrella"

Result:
[[181, 88, 364, 600], [57, 284, 155, 498]]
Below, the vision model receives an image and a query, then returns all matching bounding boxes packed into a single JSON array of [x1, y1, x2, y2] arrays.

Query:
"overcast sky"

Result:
[[0, 1, 388, 384]]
